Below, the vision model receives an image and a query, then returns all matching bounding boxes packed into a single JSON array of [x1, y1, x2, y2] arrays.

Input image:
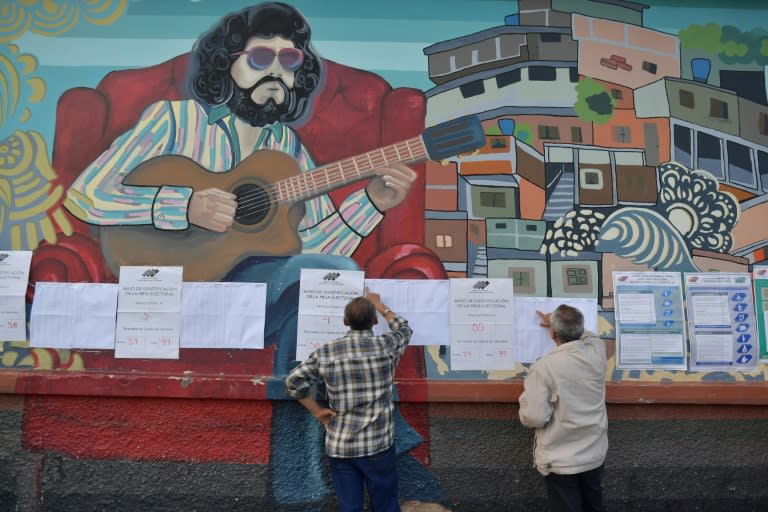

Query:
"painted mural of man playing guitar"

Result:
[[63, 2, 430, 506]]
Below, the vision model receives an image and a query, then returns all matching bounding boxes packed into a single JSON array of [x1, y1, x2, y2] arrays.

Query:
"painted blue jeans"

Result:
[[225, 254, 441, 506]]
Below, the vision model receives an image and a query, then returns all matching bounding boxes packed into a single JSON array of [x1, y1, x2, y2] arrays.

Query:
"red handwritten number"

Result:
[[462, 351, 472, 358], [127, 337, 138, 346], [143, 312, 151, 321], [472, 323, 484, 333], [310, 342, 321, 349], [7, 321, 18, 329], [160, 337, 171, 346], [498, 350, 507, 358]]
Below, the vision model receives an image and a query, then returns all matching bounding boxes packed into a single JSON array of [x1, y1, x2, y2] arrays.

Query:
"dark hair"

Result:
[[344, 297, 377, 331], [550, 304, 584, 343], [187, 2, 322, 123]]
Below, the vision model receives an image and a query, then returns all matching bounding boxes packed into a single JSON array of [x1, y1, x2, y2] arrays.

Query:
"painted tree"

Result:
[[573, 77, 615, 124], [679, 22, 768, 66]]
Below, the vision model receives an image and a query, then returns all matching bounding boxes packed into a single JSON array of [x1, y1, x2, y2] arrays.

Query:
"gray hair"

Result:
[[550, 304, 584, 343]]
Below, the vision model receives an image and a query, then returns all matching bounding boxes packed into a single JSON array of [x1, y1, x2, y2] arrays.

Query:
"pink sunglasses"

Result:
[[231, 46, 305, 71]]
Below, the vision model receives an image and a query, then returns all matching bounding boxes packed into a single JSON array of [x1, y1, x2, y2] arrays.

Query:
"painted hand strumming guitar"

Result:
[[99, 115, 485, 280]]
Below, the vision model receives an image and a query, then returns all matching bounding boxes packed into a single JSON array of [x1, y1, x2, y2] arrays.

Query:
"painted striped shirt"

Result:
[[285, 315, 412, 458], [64, 99, 383, 256]]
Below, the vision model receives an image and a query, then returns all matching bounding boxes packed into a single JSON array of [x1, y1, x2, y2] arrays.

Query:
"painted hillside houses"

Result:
[[422, 0, 767, 311]]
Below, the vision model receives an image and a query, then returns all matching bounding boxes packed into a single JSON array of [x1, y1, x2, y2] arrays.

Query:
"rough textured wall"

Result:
[[2, 395, 767, 511]]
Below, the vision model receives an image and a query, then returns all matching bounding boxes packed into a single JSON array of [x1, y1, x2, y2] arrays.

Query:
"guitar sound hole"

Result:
[[233, 184, 271, 225]]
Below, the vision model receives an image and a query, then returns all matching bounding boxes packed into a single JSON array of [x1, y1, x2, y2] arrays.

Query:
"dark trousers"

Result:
[[544, 464, 605, 512], [328, 445, 400, 512]]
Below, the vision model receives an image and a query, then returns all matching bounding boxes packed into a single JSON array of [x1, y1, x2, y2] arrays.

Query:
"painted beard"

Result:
[[228, 77, 293, 127]]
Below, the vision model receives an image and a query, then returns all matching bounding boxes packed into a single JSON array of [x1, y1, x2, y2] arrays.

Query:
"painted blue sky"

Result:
[[8, 0, 768, 146]]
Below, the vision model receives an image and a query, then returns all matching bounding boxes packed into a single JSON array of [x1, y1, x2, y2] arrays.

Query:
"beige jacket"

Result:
[[519, 331, 608, 476]]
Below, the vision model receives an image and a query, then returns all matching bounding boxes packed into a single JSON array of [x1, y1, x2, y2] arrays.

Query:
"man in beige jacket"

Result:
[[519, 304, 609, 512]]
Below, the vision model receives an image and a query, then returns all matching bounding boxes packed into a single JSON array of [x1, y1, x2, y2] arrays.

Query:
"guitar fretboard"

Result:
[[275, 135, 428, 202]]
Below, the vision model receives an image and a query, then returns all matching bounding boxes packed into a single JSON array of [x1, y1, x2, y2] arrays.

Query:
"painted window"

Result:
[[508, 268, 536, 294], [679, 89, 695, 109], [569, 67, 579, 83], [696, 131, 724, 178], [480, 191, 506, 207], [496, 69, 521, 88], [642, 61, 657, 74], [759, 151, 768, 191], [529, 66, 557, 81], [673, 124, 692, 168], [571, 126, 583, 143], [490, 136, 508, 149], [709, 98, 729, 119], [538, 125, 560, 140], [726, 140, 756, 188], [460, 80, 485, 98], [436, 234, 453, 248], [614, 126, 632, 143], [610, 88, 623, 99], [540, 32, 562, 43], [562, 265, 593, 293], [579, 168, 604, 189], [510, 270, 531, 287], [759, 112, 768, 135], [566, 267, 589, 286]]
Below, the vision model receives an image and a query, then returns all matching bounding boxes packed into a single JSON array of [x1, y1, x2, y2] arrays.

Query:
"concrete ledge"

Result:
[[3, 369, 768, 405]]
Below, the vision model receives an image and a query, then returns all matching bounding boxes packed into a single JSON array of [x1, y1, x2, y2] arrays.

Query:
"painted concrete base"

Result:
[[2, 395, 768, 511]]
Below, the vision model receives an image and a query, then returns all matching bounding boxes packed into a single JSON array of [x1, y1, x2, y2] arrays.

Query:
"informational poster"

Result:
[[449, 278, 515, 371], [0, 250, 32, 341], [685, 272, 758, 371], [180, 282, 267, 349], [514, 297, 599, 363], [295, 268, 365, 361], [115, 266, 183, 359], [30, 282, 118, 349], [365, 279, 449, 346], [753, 266, 768, 361], [613, 271, 686, 370]]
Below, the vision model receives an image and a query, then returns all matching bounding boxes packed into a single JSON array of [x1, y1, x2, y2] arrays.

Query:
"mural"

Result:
[[2, 0, 768, 507]]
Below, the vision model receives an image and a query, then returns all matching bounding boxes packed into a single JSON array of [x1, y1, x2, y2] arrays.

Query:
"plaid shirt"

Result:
[[285, 315, 412, 458]]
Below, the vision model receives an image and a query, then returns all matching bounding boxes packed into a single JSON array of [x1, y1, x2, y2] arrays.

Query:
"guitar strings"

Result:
[[232, 142, 427, 218]]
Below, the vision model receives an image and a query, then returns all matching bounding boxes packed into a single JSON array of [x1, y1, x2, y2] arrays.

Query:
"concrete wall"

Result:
[[3, 395, 767, 511]]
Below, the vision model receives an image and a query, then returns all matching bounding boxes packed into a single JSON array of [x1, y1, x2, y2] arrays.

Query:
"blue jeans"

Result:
[[329, 444, 400, 512], [544, 464, 605, 512], [225, 254, 440, 506]]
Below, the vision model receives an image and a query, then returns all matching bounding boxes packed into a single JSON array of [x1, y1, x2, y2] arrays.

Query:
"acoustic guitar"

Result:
[[99, 115, 485, 280]]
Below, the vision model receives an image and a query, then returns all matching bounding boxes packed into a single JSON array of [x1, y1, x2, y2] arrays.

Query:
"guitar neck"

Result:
[[276, 135, 428, 202]]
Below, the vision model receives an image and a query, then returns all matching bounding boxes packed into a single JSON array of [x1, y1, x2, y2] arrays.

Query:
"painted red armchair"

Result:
[[33, 53, 446, 292]]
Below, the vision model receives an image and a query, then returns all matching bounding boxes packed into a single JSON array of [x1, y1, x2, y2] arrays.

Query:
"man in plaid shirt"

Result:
[[285, 289, 411, 512]]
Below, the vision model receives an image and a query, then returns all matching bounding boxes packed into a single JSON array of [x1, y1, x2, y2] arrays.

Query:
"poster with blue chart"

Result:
[[612, 271, 687, 370], [684, 272, 758, 371]]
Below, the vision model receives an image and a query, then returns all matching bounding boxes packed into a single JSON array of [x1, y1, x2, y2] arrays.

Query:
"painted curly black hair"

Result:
[[187, 2, 323, 124]]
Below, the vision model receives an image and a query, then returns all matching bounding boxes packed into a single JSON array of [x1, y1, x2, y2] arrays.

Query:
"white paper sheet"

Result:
[[180, 282, 266, 349], [116, 311, 182, 359], [29, 282, 118, 349], [514, 297, 599, 363], [115, 266, 183, 359], [0, 251, 32, 341], [449, 278, 515, 371], [365, 279, 449, 346], [295, 268, 365, 360]]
